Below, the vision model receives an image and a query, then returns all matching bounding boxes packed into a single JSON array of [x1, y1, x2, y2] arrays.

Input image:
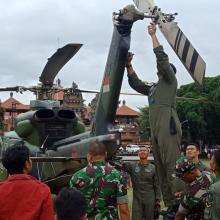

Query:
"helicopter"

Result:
[[0, 2, 206, 194], [0, 5, 148, 193]]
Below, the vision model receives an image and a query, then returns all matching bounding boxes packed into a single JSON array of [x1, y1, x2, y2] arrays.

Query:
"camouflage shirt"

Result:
[[178, 171, 216, 220], [204, 177, 220, 220], [70, 160, 128, 220], [197, 161, 211, 172]]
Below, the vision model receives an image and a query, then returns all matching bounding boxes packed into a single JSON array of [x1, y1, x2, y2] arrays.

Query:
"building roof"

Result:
[[2, 97, 30, 110], [116, 104, 140, 117], [52, 90, 64, 101]]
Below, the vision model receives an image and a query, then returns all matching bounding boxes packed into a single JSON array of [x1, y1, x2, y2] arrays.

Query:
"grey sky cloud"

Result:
[[0, 0, 219, 110]]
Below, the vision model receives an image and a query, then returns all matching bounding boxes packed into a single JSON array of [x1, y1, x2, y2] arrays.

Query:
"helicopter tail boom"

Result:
[[92, 5, 144, 136]]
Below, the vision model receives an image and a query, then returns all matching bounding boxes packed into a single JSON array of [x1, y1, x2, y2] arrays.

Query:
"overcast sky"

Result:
[[0, 0, 219, 110]]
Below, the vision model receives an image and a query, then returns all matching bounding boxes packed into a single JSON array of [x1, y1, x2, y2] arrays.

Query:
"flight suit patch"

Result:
[[148, 83, 157, 104], [135, 167, 140, 173], [148, 96, 155, 104], [145, 168, 151, 173]]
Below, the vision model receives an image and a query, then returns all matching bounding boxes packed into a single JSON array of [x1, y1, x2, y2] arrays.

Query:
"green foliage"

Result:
[[177, 75, 220, 144], [138, 75, 220, 144], [137, 106, 151, 141]]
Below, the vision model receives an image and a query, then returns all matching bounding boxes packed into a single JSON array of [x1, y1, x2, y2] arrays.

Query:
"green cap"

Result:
[[175, 156, 196, 178]]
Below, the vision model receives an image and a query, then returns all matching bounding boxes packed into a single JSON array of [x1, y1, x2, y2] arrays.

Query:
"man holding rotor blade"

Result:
[[126, 22, 184, 217]]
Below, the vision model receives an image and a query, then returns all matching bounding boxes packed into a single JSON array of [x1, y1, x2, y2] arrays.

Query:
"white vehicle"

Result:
[[126, 144, 140, 153]]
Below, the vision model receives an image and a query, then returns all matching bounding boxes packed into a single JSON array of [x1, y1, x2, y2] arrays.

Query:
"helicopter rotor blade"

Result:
[[158, 23, 206, 85], [1, 86, 218, 105], [39, 43, 83, 87], [0, 86, 42, 94], [0, 156, 87, 163], [65, 88, 99, 94], [0, 86, 22, 92], [133, 0, 206, 85], [0, 86, 29, 93]]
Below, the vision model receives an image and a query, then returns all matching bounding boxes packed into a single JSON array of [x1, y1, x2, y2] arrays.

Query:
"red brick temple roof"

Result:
[[116, 104, 140, 117], [2, 97, 30, 110]]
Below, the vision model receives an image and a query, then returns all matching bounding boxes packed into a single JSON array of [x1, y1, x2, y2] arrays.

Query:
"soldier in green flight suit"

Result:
[[126, 22, 182, 209], [123, 146, 161, 220], [70, 141, 130, 220]]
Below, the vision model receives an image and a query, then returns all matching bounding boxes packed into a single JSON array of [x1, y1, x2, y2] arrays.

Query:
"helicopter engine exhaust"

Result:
[[57, 110, 77, 122], [34, 109, 77, 122], [34, 109, 55, 121]]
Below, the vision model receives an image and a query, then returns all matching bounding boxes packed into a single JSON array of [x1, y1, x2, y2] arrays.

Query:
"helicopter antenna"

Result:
[[43, 174, 73, 184], [40, 135, 49, 150], [35, 152, 42, 181], [46, 150, 57, 178]]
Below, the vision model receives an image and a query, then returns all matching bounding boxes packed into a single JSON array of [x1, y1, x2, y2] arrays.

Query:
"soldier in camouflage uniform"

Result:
[[126, 23, 182, 208], [185, 143, 211, 172], [174, 156, 216, 220], [173, 143, 211, 214], [122, 146, 161, 220], [70, 141, 130, 220], [205, 149, 220, 220]]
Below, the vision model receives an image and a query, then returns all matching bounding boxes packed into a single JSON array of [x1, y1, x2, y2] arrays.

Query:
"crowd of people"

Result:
[[0, 141, 220, 220], [0, 22, 219, 220]]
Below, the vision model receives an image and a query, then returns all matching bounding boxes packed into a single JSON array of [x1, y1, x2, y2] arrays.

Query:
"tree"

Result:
[[138, 75, 220, 145], [137, 106, 151, 141], [177, 75, 220, 145]]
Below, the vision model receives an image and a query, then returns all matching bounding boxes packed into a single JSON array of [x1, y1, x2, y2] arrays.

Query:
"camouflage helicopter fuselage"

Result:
[[0, 5, 145, 193]]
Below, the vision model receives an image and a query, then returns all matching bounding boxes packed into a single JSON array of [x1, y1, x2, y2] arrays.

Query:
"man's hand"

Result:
[[148, 22, 157, 36], [126, 51, 134, 65], [148, 22, 160, 48], [126, 51, 135, 76], [175, 211, 186, 220], [118, 203, 131, 220], [175, 191, 184, 199]]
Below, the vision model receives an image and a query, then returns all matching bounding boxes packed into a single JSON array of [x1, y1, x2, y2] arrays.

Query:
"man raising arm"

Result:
[[126, 23, 183, 214]]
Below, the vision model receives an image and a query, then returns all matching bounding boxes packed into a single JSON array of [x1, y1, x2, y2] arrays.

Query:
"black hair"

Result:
[[170, 63, 177, 74], [213, 149, 220, 168], [2, 143, 30, 174], [88, 141, 106, 156], [55, 187, 87, 220], [186, 143, 200, 151]]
